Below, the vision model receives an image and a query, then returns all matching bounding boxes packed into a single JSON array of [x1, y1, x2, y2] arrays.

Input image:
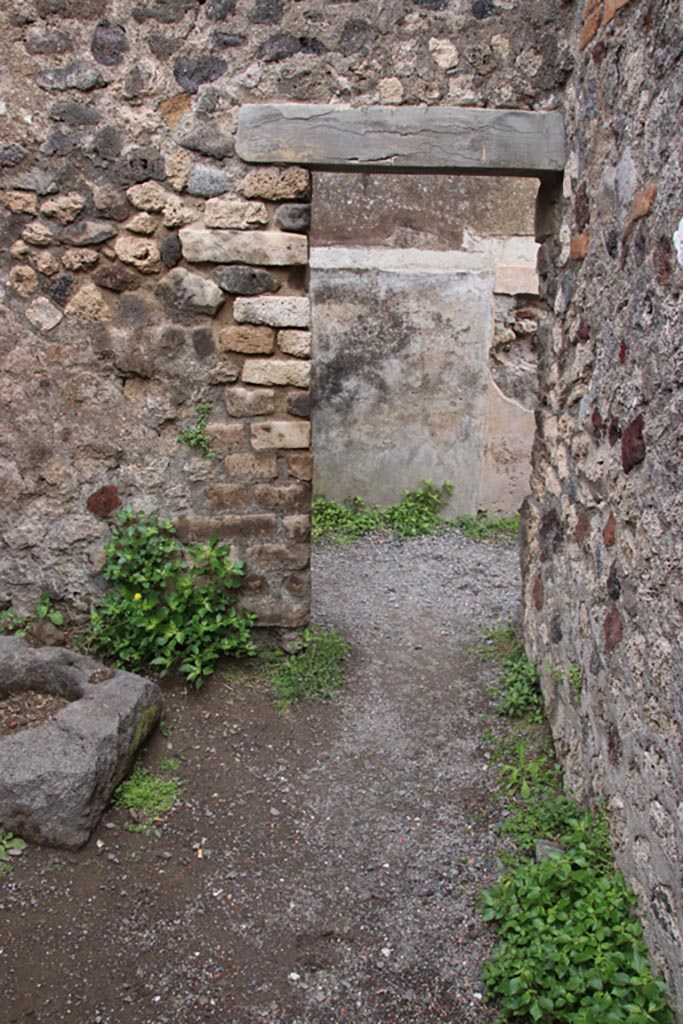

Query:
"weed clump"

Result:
[[480, 625, 674, 1024], [112, 762, 183, 833], [86, 506, 255, 688], [266, 626, 351, 712], [312, 483, 520, 544], [483, 624, 543, 722], [312, 481, 453, 543], [0, 828, 26, 875]]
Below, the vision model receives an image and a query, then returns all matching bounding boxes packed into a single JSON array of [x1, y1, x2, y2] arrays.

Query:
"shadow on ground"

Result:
[[1, 532, 518, 1024]]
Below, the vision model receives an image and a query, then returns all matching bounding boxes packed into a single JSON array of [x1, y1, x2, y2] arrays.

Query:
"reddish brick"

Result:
[[254, 482, 311, 512], [245, 543, 310, 570], [580, 8, 602, 49], [603, 0, 632, 24], [603, 511, 617, 547], [604, 606, 623, 651], [632, 184, 657, 221], [570, 233, 590, 260], [218, 325, 275, 354], [532, 573, 544, 611], [225, 452, 278, 480], [205, 483, 253, 512], [176, 513, 277, 543], [224, 385, 275, 417], [207, 423, 247, 454], [86, 485, 121, 519], [574, 511, 592, 543], [621, 413, 646, 474], [283, 515, 311, 542], [287, 453, 313, 481]]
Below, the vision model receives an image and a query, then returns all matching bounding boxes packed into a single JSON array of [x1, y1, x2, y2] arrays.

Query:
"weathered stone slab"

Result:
[[236, 104, 566, 175], [242, 358, 310, 388], [0, 637, 162, 850], [251, 420, 311, 450], [233, 296, 311, 327], [179, 228, 308, 265]]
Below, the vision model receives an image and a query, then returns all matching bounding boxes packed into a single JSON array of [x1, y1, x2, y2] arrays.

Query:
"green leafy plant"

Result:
[[178, 402, 216, 458], [0, 607, 28, 638], [36, 591, 63, 627], [569, 663, 583, 702], [266, 625, 351, 712], [498, 741, 559, 799], [487, 629, 543, 722], [112, 762, 183, 833], [0, 828, 27, 876], [86, 506, 255, 688], [452, 511, 520, 542], [479, 627, 674, 1024], [312, 481, 453, 543]]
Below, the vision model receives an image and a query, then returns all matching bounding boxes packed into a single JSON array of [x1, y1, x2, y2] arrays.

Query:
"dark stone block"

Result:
[[92, 265, 140, 293], [114, 147, 166, 186], [50, 101, 102, 126], [621, 413, 646, 474], [471, 0, 496, 16], [147, 33, 180, 59], [124, 66, 153, 100], [338, 19, 376, 57], [214, 266, 281, 296], [0, 144, 27, 168], [160, 233, 182, 269], [550, 615, 563, 644], [92, 126, 123, 162], [248, 0, 283, 24], [42, 131, 80, 157], [607, 562, 621, 601], [25, 29, 73, 54], [257, 33, 301, 62], [91, 21, 128, 66], [179, 125, 234, 160], [173, 56, 228, 94], [193, 327, 215, 358], [211, 31, 247, 48], [275, 203, 310, 233], [133, 0, 195, 23], [205, 0, 236, 18], [287, 391, 311, 418], [414, 0, 449, 8], [51, 275, 74, 305]]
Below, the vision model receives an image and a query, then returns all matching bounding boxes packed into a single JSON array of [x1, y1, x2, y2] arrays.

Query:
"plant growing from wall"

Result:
[[87, 506, 255, 688], [0, 607, 28, 638], [177, 402, 216, 458]]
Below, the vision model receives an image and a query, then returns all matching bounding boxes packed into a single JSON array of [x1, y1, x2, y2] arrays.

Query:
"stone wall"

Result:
[[310, 172, 541, 515], [0, 0, 572, 624], [522, 0, 683, 1010]]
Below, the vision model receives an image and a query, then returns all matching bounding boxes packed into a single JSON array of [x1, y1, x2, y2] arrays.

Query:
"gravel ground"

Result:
[[1, 531, 519, 1024]]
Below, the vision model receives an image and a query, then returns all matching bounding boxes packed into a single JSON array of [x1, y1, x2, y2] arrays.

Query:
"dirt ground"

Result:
[[1, 531, 519, 1024]]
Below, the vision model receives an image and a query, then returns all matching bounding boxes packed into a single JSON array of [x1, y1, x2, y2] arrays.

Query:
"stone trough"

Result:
[[0, 637, 162, 850]]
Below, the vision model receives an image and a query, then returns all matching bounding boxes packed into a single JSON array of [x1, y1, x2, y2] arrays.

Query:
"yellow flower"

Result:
[[134, 593, 142, 601]]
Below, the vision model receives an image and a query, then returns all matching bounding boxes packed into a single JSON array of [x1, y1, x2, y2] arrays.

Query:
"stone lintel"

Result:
[[236, 104, 566, 177]]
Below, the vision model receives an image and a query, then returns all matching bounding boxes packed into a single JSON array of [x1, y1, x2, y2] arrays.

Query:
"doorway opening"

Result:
[[309, 171, 546, 518]]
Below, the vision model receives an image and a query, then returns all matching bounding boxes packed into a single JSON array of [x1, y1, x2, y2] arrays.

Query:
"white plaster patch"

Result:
[[673, 217, 683, 268]]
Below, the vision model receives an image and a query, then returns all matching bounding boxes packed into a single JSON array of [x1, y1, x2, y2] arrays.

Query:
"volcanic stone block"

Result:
[[0, 637, 161, 850], [236, 104, 567, 175], [157, 267, 225, 314]]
